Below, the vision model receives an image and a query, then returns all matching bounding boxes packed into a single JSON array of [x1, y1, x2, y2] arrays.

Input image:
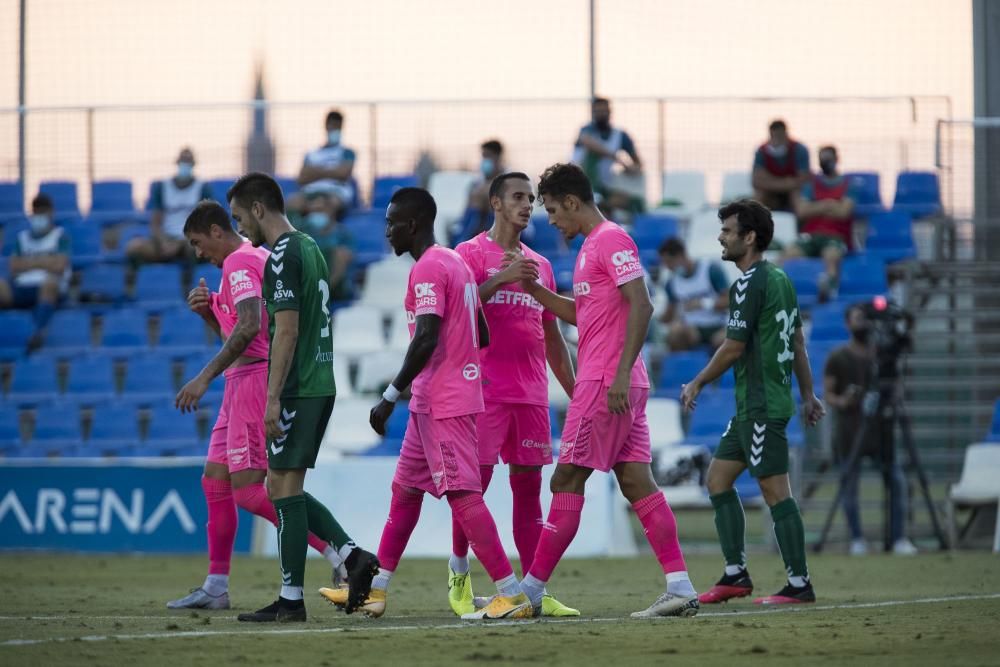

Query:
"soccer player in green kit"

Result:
[[680, 198, 826, 605], [227, 173, 379, 622]]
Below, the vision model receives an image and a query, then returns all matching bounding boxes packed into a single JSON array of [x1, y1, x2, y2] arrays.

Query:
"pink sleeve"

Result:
[[224, 254, 263, 305], [599, 229, 645, 287], [410, 257, 447, 317], [454, 242, 484, 284]]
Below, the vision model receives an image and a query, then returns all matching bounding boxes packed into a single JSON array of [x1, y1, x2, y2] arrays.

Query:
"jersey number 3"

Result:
[[775, 308, 798, 363]]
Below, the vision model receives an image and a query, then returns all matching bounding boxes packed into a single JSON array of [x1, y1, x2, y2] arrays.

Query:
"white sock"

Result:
[[280, 585, 304, 601], [337, 541, 356, 563], [520, 574, 546, 606], [788, 575, 808, 588], [372, 568, 394, 591], [203, 574, 228, 596], [449, 554, 470, 575], [665, 571, 696, 597], [323, 545, 344, 568], [724, 564, 746, 577], [495, 574, 520, 598]]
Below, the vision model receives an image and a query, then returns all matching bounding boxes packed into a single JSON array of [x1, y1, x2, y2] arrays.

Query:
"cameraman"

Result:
[[823, 303, 918, 556]]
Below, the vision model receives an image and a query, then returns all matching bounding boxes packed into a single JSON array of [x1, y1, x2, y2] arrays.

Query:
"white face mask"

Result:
[[29, 214, 51, 234], [177, 161, 194, 179]]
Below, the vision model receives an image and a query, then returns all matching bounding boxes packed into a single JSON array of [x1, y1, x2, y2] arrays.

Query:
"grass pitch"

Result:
[[2, 551, 999, 666]]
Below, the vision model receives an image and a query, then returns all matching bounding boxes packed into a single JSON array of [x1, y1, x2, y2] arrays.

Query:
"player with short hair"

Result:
[[167, 200, 351, 610], [680, 198, 825, 605], [449, 172, 578, 617], [226, 173, 379, 623], [515, 163, 699, 619], [320, 187, 533, 620]]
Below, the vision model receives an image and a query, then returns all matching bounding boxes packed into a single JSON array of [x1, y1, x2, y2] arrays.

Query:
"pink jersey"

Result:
[[405, 245, 486, 419], [572, 221, 650, 387], [456, 233, 556, 406], [209, 242, 271, 361]]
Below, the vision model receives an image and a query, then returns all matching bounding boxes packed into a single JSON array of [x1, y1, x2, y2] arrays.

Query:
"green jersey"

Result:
[[264, 231, 337, 399], [726, 260, 800, 420]]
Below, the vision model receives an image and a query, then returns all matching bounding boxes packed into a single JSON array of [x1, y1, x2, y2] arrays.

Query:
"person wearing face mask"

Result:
[[823, 304, 918, 556], [0, 194, 71, 348], [786, 145, 861, 300], [290, 109, 357, 234], [571, 97, 644, 220], [752, 119, 810, 213], [127, 147, 213, 264], [457, 139, 507, 242]]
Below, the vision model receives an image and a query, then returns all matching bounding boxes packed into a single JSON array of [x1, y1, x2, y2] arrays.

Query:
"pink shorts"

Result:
[[206, 362, 269, 473], [393, 412, 483, 499], [477, 402, 552, 467], [558, 380, 651, 472]]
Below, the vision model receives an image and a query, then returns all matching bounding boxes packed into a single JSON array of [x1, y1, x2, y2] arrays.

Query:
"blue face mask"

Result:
[[327, 130, 341, 145], [481, 158, 495, 177], [29, 214, 51, 235], [305, 211, 330, 232], [177, 162, 194, 179]]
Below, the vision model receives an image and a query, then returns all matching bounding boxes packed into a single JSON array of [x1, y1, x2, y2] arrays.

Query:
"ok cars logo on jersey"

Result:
[[610, 249, 641, 277], [229, 269, 253, 295], [462, 363, 480, 380], [414, 282, 437, 308], [728, 309, 747, 329]]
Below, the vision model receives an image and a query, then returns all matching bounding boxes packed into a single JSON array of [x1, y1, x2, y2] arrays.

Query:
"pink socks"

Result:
[[202, 477, 237, 576], [526, 492, 584, 583], [231, 482, 329, 554], [447, 491, 514, 582], [632, 491, 687, 574], [451, 465, 495, 558], [509, 470, 543, 574], [377, 483, 425, 571]]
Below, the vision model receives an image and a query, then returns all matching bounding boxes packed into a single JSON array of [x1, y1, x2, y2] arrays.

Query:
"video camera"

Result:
[[857, 295, 914, 381]]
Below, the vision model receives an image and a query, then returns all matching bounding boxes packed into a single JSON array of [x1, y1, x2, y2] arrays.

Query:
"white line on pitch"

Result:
[[3, 593, 999, 648]]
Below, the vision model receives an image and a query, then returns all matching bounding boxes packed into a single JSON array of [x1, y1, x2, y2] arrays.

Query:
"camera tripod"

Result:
[[812, 378, 948, 553]]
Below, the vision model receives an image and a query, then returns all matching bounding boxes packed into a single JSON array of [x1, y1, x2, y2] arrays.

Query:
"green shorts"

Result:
[[715, 416, 790, 478], [267, 395, 336, 470], [796, 234, 847, 258]]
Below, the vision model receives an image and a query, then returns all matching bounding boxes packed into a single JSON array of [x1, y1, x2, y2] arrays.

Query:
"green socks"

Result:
[[770, 497, 809, 580], [274, 495, 308, 589], [304, 492, 352, 550], [710, 489, 747, 569]]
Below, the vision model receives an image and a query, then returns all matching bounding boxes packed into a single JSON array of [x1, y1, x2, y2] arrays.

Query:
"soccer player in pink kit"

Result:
[[167, 201, 348, 610], [449, 172, 578, 618], [516, 164, 700, 618], [320, 187, 532, 620]]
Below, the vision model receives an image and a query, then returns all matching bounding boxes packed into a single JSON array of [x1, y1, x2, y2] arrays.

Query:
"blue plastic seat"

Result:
[[31, 403, 83, 455], [38, 310, 93, 357], [631, 214, 680, 253], [0, 311, 34, 361], [192, 263, 223, 291], [656, 351, 710, 398], [122, 354, 177, 405], [839, 255, 888, 299], [100, 308, 149, 351], [182, 352, 224, 403], [781, 258, 824, 311], [88, 404, 141, 456], [133, 264, 185, 310], [865, 211, 916, 264], [342, 212, 390, 267], [549, 253, 577, 292], [65, 355, 117, 404], [66, 223, 104, 269], [80, 264, 127, 302], [524, 214, 565, 255], [845, 172, 885, 219], [808, 303, 849, 343], [0, 181, 24, 224], [8, 356, 60, 405], [39, 181, 80, 217], [371, 175, 418, 209], [987, 400, 1000, 443], [686, 390, 736, 445], [1, 217, 29, 256], [0, 404, 24, 454], [805, 340, 842, 397], [207, 178, 237, 213], [144, 402, 200, 455], [892, 171, 941, 219], [89, 180, 141, 227], [159, 310, 210, 354]]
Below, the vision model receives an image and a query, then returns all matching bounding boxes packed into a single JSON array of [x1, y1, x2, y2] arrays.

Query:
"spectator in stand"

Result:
[[0, 193, 71, 347], [288, 109, 356, 233], [127, 147, 212, 264], [458, 139, 507, 242], [571, 97, 644, 219], [786, 145, 859, 300], [658, 238, 729, 351], [752, 119, 809, 212]]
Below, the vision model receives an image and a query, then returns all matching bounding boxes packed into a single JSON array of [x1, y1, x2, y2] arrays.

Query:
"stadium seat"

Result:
[[631, 214, 680, 268], [892, 171, 942, 219], [987, 400, 1000, 443], [808, 303, 849, 343], [1, 216, 30, 256], [781, 257, 825, 311], [684, 209, 724, 260], [386, 309, 412, 352], [656, 351, 710, 398], [31, 403, 83, 456], [865, 211, 916, 264], [274, 175, 300, 197], [659, 171, 708, 218], [771, 211, 798, 250], [100, 308, 149, 352], [371, 175, 418, 209], [65, 355, 117, 404], [323, 397, 380, 453], [548, 364, 571, 409], [38, 310, 93, 357], [428, 170, 479, 244], [845, 172, 885, 219], [524, 214, 565, 255], [89, 180, 141, 227], [839, 255, 888, 299], [342, 211, 390, 267], [121, 354, 176, 405], [331, 304, 384, 359], [8, 356, 60, 405], [358, 255, 414, 314], [87, 404, 141, 456], [192, 263, 223, 291], [333, 354, 354, 398], [207, 178, 237, 212], [39, 180, 81, 218], [0, 181, 24, 224], [0, 311, 34, 361], [647, 397, 684, 448], [79, 264, 128, 302], [720, 171, 753, 204], [133, 264, 185, 310], [182, 352, 224, 404], [946, 443, 1000, 552], [0, 405, 24, 454], [685, 390, 735, 446], [67, 222, 104, 269], [355, 349, 405, 393], [550, 253, 577, 293], [159, 310, 210, 354], [145, 402, 201, 455]]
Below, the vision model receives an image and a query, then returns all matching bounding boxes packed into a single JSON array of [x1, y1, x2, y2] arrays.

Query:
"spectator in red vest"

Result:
[[786, 145, 860, 299], [752, 119, 810, 212]]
